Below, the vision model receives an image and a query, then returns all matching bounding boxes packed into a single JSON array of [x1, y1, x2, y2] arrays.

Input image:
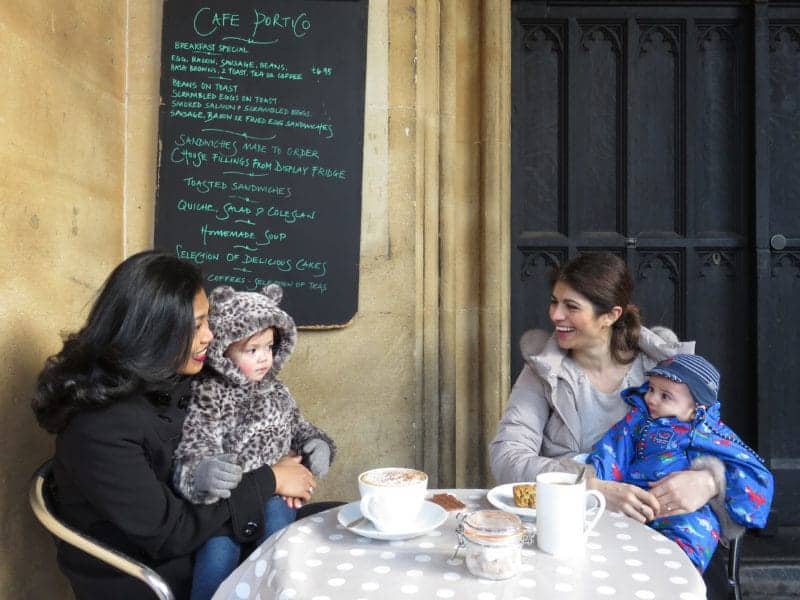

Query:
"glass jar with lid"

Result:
[[455, 509, 528, 580]]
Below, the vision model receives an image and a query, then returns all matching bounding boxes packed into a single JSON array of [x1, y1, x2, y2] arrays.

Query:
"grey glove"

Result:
[[194, 453, 243, 499], [302, 439, 331, 478]]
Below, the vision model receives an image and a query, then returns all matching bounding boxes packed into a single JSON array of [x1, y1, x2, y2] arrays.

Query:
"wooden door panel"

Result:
[[630, 23, 683, 235], [515, 23, 565, 235], [688, 249, 754, 441], [762, 17, 800, 522], [633, 250, 684, 330], [512, 1, 800, 525], [573, 23, 624, 235], [511, 2, 768, 514], [695, 22, 749, 237]]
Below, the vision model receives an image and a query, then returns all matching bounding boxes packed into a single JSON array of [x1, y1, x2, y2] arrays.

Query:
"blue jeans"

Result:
[[263, 495, 297, 540], [191, 496, 297, 600]]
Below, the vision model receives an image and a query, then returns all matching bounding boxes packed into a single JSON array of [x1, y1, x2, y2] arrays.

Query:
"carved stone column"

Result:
[[417, 0, 511, 487]]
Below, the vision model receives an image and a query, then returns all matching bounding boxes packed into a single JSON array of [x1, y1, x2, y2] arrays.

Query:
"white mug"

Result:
[[535, 471, 606, 557], [358, 467, 428, 533]]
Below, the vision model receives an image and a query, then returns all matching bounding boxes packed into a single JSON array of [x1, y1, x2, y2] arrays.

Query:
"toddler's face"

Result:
[[225, 327, 275, 382], [644, 375, 696, 421]]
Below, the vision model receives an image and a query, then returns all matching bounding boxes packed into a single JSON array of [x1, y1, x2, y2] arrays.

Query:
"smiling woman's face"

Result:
[[176, 289, 213, 375], [548, 281, 615, 353]]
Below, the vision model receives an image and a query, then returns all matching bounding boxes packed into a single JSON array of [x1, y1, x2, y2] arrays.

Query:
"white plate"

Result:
[[337, 500, 448, 541], [486, 483, 537, 519]]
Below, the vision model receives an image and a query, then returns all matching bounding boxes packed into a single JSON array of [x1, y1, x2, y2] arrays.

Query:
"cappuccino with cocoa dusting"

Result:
[[358, 468, 428, 533], [359, 467, 427, 487]]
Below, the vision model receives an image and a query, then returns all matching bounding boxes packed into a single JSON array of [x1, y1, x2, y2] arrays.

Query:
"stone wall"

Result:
[[0, 1, 127, 596]]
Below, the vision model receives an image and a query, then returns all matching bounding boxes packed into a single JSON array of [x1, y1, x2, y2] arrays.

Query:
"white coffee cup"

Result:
[[535, 471, 606, 557], [358, 467, 428, 533]]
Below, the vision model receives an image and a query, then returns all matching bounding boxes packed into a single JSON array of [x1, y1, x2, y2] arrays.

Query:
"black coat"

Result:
[[51, 380, 276, 599]]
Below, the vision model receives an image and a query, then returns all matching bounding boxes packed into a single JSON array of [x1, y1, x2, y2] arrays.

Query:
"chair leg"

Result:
[[728, 536, 742, 600]]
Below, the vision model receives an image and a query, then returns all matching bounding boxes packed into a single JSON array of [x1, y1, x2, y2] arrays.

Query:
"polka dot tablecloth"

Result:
[[213, 489, 706, 600]]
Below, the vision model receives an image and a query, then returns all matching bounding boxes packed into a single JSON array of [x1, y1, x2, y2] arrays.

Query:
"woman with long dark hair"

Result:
[[32, 250, 316, 599]]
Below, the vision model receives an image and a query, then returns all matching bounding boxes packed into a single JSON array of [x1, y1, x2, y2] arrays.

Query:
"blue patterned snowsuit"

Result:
[[588, 383, 774, 571]]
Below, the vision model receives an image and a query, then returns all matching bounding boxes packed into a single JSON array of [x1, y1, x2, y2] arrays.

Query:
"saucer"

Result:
[[338, 500, 448, 541], [486, 483, 537, 519]]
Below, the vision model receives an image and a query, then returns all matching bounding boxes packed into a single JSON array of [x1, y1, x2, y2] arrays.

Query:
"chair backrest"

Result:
[[29, 459, 175, 600]]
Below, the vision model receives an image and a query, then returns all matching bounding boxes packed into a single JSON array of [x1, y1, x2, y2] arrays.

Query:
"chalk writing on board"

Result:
[[156, 0, 367, 326]]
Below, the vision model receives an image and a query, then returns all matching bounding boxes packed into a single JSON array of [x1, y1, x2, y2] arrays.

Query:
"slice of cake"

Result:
[[512, 483, 536, 508]]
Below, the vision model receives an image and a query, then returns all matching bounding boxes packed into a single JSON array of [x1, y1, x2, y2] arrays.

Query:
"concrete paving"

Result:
[[740, 527, 800, 599]]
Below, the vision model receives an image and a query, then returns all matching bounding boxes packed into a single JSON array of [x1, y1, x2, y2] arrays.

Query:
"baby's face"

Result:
[[224, 328, 275, 382], [644, 375, 696, 421]]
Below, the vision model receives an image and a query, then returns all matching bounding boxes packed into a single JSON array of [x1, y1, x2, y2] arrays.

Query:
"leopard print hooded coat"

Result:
[[173, 284, 336, 504]]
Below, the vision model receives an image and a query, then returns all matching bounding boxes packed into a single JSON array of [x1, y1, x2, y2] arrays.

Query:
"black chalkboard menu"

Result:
[[155, 0, 367, 327]]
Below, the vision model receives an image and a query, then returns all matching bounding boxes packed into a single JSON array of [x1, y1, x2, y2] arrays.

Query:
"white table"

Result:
[[213, 489, 706, 599]]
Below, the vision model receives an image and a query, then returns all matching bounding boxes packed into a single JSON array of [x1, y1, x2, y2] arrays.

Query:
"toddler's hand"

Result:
[[194, 454, 242, 498], [302, 439, 331, 478]]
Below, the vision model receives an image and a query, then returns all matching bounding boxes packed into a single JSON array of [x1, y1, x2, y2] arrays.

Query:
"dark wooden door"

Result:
[[511, 0, 799, 526]]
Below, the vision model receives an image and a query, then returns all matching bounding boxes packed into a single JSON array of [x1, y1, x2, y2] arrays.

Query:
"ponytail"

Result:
[[611, 304, 641, 364]]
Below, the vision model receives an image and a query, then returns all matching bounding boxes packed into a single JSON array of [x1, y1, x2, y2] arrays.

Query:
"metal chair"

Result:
[[704, 530, 745, 600], [727, 533, 743, 600], [29, 459, 175, 600]]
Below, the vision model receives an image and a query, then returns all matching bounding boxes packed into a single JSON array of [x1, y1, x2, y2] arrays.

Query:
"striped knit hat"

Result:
[[646, 354, 721, 407]]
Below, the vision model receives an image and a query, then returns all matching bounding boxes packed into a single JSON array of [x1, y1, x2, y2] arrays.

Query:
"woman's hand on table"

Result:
[[588, 477, 660, 523], [649, 469, 717, 518], [272, 454, 316, 502]]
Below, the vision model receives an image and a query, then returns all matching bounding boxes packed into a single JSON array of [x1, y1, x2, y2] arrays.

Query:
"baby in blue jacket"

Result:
[[587, 354, 773, 571]]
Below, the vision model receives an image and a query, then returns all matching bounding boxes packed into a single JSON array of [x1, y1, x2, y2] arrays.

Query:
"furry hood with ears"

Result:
[[205, 284, 297, 386]]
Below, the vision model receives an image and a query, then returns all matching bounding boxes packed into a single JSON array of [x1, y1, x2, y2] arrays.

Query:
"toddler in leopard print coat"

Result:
[[173, 284, 336, 600]]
